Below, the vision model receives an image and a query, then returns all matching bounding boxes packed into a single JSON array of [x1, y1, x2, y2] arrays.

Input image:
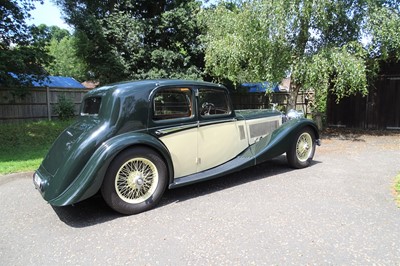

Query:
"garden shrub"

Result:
[[53, 95, 75, 120]]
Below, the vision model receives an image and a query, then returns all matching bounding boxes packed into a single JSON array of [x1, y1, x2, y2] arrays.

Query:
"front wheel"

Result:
[[287, 128, 316, 169], [101, 147, 167, 215]]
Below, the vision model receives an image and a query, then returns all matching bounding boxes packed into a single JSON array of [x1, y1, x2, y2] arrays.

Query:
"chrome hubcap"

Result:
[[126, 172, 144, 188]]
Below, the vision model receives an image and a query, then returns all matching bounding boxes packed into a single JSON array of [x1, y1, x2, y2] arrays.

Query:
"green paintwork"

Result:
[[253, 118, 319, 164], [48, 133, 173, 206], [35, 79, 223, 205], [34, 79, 319, 207]]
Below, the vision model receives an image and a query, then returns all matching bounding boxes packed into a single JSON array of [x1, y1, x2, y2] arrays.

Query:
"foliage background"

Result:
[[54, 0, 206, 83], [1, 0, 400, 114], [200, 0, 400, 112]]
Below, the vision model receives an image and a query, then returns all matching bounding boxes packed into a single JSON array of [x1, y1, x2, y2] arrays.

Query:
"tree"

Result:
[[55, 0, 205, 84], [27, 24, 87, 80], [0, 0, 52, 86], [366, 3, 400, 60], [0, 0, 39, 48], [201, 0, 400, 113], [30, 24, 70, 46], [46, 35, 88, 81]]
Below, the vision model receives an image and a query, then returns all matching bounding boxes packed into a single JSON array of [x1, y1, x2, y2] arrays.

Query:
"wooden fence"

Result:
[[231, 91, 313, 115], [0, 87, 90, 122], [327, 61, 400, 130], [0, 87, 313, 122]]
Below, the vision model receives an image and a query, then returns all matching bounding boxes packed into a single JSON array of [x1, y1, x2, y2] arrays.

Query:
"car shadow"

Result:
[[52, 155, 321, 228], [160, 157, 321, 207], [160, 155, 292, 206], [52, 195, 123, 227]]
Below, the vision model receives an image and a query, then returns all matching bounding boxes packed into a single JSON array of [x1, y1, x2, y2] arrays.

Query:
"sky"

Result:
[[28, 1, 71, 31]]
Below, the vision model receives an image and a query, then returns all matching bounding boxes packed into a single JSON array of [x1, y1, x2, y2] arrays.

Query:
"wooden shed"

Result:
[[327, 62, 400, 130]]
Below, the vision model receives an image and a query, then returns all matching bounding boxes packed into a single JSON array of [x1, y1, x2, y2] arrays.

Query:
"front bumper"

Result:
[[316, 139, 322, 146]]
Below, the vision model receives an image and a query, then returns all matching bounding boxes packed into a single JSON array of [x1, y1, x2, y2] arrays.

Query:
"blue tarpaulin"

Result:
[[241, 82, 279, 93], [31, 76, 85, 88], [8, 73, 85, 89]]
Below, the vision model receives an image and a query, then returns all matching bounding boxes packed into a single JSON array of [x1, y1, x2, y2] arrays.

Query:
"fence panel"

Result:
[[231, 92, 313, 115], [1, 87, 317, 122], [0, 87, 90, 122]]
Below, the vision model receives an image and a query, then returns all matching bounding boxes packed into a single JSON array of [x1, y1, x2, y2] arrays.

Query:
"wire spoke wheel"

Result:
[[115, 158, 159, 204], [295, 132, 313, 162], [102, 147, 167, 215], [287, 127, 316, 169]]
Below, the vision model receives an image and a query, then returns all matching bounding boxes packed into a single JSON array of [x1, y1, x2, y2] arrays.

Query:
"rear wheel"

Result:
[[287, 128, 316, 169], [101, 147, 167, 215]]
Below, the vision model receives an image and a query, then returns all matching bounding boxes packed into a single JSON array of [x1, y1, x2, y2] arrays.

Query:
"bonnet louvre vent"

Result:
[[238, 125, 245, 140], [249, 121, 278, 138]]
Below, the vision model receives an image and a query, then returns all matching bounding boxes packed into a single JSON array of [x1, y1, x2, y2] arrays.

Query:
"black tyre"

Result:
[[287, 127, 316, 169], [101, 147, 168, 215]]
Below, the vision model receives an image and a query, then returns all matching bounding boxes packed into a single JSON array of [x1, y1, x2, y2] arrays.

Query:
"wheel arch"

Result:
[[253, 118, 320, 164], [48, 132, 174, 206], [106, 142, 174, 186], [286, 124, 318, 168], [306, 123, 320, 141]]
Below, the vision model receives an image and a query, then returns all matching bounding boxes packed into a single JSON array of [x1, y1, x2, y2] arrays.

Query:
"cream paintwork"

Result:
[[197, 120, 248, 172], [160, 120, 248, 178], [160, 128, 197, 178], [196, 115, 281, 172], [160, 115, 282, 179]]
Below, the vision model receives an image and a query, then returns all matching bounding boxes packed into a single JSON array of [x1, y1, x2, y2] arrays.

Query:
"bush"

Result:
[[53, 95, 76, 120]]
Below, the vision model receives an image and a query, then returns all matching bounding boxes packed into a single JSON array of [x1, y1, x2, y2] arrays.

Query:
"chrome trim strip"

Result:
[[198, 118, 237, 127], [155, 118, 236, 136], [155, 124, 198, 136]]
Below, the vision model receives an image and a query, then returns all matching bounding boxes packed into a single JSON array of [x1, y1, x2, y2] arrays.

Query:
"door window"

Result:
[[153, 88, 193, 120], [198, 88, 231, 117]]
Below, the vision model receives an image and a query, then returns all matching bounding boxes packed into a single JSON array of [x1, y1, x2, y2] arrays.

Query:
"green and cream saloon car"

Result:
[[34, 79, 320, 215]]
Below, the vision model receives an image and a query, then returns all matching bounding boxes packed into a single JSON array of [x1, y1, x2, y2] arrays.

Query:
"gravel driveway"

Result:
[[0, 132, 399, 265]]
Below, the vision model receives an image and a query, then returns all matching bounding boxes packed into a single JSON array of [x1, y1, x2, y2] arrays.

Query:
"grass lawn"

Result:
[[0, 120, 74, 175]]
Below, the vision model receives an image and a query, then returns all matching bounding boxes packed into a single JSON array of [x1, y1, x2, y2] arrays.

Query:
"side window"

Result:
[[81, 97, 101, 116], [199, 88, 231, 117], [153, 88, 193, 120]]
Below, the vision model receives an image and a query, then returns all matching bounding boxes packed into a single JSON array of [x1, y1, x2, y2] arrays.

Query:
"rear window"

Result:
[[81, 97, 102, 116], [153, 88, 193, 120]]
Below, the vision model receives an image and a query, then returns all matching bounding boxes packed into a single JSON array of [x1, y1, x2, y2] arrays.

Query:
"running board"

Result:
[[169, 153, 255, 189]]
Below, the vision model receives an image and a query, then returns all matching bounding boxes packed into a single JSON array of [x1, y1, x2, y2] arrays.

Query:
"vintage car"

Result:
[[33, 79, 320, 215]]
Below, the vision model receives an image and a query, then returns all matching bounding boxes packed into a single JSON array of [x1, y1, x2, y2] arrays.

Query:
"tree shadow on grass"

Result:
[[52, 155, 321, 228]]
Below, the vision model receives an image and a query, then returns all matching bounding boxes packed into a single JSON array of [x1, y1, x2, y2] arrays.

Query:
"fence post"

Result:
[[46, 86, 51, 121]]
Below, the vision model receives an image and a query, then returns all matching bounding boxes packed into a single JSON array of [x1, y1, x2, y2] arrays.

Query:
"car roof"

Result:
[[86, 79, 226, 98]]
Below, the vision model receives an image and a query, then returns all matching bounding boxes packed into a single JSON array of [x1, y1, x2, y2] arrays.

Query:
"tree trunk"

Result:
[[287, 82, 299, 111]]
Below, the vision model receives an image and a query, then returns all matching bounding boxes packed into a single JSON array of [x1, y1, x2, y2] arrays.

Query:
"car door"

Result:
[[151, 87, 198, 178], [196, 87, 248, 173]]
